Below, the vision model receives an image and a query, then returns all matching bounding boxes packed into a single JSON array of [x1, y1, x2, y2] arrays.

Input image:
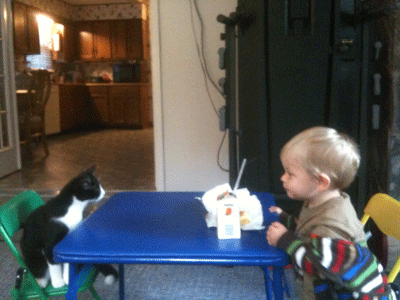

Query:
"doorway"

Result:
[[0, 0, 155, 195]]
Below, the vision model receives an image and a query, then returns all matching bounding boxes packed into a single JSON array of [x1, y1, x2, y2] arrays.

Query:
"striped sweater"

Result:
[[276, 232, 396, 299]]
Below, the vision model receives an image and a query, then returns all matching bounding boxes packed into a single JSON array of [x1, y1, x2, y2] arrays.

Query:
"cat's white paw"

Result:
[[104, 274, 117, 285], [51, 278, 66, 289], [36, 278, 49, 288]]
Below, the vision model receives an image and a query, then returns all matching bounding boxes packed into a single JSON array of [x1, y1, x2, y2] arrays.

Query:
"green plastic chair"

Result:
[[0, 190, 101, 299]]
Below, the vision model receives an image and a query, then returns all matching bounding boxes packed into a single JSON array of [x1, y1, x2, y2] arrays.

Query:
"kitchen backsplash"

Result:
[[17, 0, 145, 21], [82, 61, 114, 81]]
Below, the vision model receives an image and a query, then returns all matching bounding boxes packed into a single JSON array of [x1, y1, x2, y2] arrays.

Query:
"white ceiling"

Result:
[[62, 0, 147, 5]]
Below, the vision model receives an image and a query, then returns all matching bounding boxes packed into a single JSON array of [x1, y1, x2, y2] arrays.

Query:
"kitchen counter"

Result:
[[57, 83, 151, 131]]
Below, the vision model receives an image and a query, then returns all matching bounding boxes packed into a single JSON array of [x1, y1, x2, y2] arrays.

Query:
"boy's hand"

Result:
[[266, 222, 288, 246], [269, 206, 283, 215]]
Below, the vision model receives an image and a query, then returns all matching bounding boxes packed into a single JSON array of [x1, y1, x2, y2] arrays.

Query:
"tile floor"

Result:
[[0, 128, 156, 204]]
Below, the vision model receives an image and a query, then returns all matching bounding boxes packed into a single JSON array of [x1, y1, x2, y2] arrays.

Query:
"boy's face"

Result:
[[280, 153, 320, 201]]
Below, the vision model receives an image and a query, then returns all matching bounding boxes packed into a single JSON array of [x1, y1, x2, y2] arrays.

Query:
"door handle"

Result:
[[337, 39, 356, 60]]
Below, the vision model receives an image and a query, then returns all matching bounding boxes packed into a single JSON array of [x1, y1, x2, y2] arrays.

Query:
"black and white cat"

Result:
[[20, 166, 118, 288]]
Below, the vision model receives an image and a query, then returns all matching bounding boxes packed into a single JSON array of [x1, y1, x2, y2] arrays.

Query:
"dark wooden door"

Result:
[[236, 0, 385, 215]]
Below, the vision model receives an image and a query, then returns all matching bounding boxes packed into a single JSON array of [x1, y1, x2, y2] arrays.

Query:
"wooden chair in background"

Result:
[[18, 69, 52, 157]]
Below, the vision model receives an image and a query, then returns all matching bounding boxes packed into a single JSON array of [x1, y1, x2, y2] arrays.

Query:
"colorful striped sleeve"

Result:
[[276, 233, 396, 299], [278, 211, 297, 231]]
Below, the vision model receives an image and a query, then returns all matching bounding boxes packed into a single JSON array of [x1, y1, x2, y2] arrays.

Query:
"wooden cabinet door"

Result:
[[125, 86, 141, 125], [111, 20, 127, 60], [109, 86, 141, 125], [93, 21, 111, 60], [77, 22, 94, 60], [13, 2, 40, 55], [27, 7, 40, 54], [13, 2, 39, 55], [88, 86, 109, 123], [63, 24, 77, 61], [126, 19, 144, 61], [59, 85, 90, 131], [13, 2, 28, 55]]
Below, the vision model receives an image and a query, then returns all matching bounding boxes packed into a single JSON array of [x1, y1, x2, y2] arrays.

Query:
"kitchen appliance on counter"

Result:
[[113, 62, 141, 83]]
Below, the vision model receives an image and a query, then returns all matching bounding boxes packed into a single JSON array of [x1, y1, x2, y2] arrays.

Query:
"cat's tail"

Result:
[[94, 264, 118, 285]]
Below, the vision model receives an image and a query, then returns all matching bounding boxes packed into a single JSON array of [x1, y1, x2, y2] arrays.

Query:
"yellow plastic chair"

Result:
[[0, 190, 101, 299], [361, 193, 400, 283]]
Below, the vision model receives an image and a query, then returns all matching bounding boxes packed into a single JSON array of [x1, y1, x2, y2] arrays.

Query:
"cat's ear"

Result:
[[86, 165, 96, 174]]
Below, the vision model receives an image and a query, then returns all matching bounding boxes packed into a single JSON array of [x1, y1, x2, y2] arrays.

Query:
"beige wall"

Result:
[[151, 0, 235, 191]]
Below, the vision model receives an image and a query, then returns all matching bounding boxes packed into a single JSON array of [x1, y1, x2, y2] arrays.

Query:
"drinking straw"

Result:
[[233, 158, 247, 192]]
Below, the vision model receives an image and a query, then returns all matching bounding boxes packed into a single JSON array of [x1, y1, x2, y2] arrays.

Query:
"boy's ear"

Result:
[[316, 173, 331, 190]]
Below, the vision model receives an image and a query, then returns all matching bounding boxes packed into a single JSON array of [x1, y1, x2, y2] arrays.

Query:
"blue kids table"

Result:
[[53, 191, 289, 299]]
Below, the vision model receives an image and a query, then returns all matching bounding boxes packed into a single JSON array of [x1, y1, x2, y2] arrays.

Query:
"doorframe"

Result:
[[0, 0, 22, 178], [149, 0, 165, 191]]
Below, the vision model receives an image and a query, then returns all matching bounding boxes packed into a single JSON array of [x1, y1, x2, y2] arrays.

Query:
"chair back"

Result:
[[361, 193, 400, 283], [0, 191, 101, 299], [0, 191, 43, 270], [27, 69, 52, 116], [0, 190, 43, 237]]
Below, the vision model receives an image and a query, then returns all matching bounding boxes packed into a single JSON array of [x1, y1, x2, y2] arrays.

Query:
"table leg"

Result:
[[261, 266, 273, 300], [272, 267, 284, 300], [66, 263, 78, 300], [119, 264, 125, 300]]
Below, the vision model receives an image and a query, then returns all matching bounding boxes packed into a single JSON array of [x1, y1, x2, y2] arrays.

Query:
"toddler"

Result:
[[267, 126, 395, 299]]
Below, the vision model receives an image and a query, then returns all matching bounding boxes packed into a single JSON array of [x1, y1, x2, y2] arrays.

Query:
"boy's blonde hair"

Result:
[[281, 127, 360, 190]]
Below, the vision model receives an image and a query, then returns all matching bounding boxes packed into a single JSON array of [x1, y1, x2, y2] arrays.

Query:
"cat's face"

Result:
[[68, 166, 105, 202]]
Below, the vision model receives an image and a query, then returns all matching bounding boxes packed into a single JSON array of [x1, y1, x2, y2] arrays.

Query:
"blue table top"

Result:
[[53, 192, 288, 266]]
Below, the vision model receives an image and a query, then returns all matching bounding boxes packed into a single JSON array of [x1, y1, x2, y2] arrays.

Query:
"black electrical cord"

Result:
[[192, 0, 225, 97], [189, 0, 219, 115], [217, 129, 229, 172], [189, 0, 229, 172]]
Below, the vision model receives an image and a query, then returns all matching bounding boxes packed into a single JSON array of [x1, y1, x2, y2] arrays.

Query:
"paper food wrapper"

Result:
[[200, 183, 264, 230]]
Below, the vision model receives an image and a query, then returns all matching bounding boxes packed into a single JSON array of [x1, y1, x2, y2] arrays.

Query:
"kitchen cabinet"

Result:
[[63, 24, 78, 61], [57, 83, 150, 131], [88, 86, 109, 122], [77, 20, 111, 61], [76, 19, 146, 61], [91, 84, 150, 127], [54, 23, 77, 61], [109, 86, 141, 125], [13, 2, 40, 55], [45, 85, 61, 135], [58, 85, 92, 131], [94, 21, 111, 60], [77, 22, 93, 61], [111, 20, 127, 60], [126, 19, 146, 61]]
